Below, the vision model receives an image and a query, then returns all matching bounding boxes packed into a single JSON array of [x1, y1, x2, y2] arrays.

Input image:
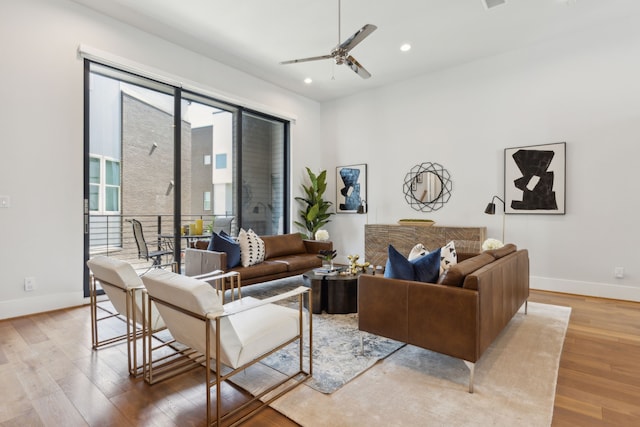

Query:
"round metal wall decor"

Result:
[[403, 162, 452, 212]]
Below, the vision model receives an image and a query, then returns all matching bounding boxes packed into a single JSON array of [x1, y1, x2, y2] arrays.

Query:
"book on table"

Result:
[[313, 266, 344, 275]]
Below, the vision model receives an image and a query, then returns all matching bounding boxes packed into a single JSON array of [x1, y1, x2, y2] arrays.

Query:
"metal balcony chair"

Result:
[[141, 269, 312, 426], [129, 218, 173, 270]]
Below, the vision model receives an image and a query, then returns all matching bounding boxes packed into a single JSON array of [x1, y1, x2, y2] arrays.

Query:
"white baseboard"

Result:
[[0, 292, 86, 320], [531, 276, 640, 302]]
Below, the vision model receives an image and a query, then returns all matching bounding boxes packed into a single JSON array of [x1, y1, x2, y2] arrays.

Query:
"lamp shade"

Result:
[[484, 203, 496, 215]]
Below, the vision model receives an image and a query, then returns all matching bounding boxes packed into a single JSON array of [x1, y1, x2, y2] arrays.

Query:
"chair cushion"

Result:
[[87, 255, 143, 290], [142, 269, 223, 316], [262, 233, 307, 259], [220, 299, 302, 368], [87, 256, 163, 329], [207, 231, 241, 269]]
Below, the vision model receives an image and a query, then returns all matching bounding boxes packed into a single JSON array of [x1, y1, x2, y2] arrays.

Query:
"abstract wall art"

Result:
[[336, 164, 367, 213], [504, 142, 566, 214]]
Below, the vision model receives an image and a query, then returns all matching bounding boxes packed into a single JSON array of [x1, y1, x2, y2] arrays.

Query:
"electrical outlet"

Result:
[[24, 277, 35, 291], [614, 267, 624, 279], [0, 195, 10, 208]]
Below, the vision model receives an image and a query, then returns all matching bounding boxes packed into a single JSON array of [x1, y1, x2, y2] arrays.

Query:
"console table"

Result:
[[365, 224, 486, 268]]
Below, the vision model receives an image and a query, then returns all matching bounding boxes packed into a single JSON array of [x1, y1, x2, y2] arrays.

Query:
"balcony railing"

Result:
[[88, 214, 227, 272]]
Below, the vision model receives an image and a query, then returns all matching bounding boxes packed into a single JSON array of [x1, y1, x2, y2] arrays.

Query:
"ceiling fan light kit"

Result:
[[280, 0, 377, 79]]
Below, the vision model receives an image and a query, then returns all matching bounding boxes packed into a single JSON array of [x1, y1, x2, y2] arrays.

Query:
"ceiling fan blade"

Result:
[[338, 24, 377, 52], [280, 54, 334, 65], [345, 55, 371, 79]]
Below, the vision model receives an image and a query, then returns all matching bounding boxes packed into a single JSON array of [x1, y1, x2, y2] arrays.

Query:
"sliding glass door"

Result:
[[83, 60, 289, 296]]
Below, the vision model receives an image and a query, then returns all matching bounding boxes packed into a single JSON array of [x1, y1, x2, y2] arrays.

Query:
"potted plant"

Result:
[[295, 167, 334, 239]]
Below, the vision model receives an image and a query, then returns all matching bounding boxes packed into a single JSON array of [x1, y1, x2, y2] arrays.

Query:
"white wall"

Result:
[[0, 0, 322, 319], [321, 14, 640, 301]]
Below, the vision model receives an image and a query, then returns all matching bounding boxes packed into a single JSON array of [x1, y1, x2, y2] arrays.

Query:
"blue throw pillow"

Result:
[[384, 245, 415, 280], [383, 244, 441, 283], [412, 247, 441, 283], [207, 231, 241, 269]]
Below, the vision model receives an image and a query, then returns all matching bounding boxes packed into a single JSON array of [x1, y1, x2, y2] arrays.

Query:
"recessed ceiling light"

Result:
[[400, 43, 411, 52], [304, 77, 313, 84]]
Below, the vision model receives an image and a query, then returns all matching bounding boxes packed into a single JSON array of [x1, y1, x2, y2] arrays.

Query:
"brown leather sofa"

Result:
[[358, 244, 529, 392], [185, 233, 333, 286]]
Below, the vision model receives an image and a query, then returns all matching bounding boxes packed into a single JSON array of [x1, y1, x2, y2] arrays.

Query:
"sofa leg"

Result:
[[525, 299, 528, 315], [463, 361, 475, 393], [359, 334, 364, 356]]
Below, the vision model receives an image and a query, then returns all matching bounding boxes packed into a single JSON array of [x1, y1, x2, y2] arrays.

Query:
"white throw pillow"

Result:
[[440, 240, 457, 275], [408, 243, 428, 261], [238, 228, 265, 267]]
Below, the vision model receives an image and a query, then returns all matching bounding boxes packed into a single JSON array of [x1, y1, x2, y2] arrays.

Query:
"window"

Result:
[[204, 154, 211, 165], [215, 153, 227, 169], [89, 155, 121, 213], [203, 191, 211, 211], [105, 159, 120, 212]]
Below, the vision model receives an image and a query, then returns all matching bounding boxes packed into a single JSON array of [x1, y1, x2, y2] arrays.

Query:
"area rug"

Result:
[[235, 299, 571, 426], [235, 277, 405, 394]]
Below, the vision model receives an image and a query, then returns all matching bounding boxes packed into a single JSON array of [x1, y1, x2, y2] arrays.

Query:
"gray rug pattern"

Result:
[[234, 276, 405, 394]]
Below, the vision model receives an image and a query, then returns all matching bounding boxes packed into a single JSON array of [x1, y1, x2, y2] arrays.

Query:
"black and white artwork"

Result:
[[504, 142, 566, 214], [336, 164, 367, 213]]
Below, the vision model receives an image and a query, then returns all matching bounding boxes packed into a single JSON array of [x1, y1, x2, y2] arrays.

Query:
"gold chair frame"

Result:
[[191, 270, 242, 304], [144, 282, 312, 426], [89, 273, 147, 377], [89, 261, 176, 377]]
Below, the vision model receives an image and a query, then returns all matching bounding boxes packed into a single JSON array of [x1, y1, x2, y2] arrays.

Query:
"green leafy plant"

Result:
[[317, 249, 337, 263], [294, 167, 334, 239]]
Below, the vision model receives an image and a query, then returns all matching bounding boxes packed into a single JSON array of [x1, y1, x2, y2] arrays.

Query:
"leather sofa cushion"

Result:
[[229, 260, 288, 280], [262, 233, 307, 259], [271, 254, 322, 271], [484, 243, 517, 259], [437, 253, 494, 287]]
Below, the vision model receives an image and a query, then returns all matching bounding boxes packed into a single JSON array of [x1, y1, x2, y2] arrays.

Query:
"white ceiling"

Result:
[[72, 0, 640, 102]]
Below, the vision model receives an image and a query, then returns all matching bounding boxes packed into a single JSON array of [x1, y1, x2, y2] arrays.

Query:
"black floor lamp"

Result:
[[484, 195, 505, 242]]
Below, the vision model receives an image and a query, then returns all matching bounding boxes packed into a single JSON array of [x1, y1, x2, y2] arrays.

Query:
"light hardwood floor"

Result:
[[0, 290, 638, 426]]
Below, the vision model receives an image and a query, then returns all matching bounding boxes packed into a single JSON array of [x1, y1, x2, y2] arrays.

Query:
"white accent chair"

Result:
[[87, 255, 166, 377], [141, 269, 312, 426]]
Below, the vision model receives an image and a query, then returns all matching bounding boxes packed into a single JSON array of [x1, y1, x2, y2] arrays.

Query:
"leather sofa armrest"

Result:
[[358, 275, 409, 342], [184, 248, 226, 276], [407, 282, 479, 362], [303, 239, 333, 254]]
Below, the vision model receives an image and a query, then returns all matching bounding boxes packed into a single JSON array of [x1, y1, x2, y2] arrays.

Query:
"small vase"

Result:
[[322, 260, 333, 270]]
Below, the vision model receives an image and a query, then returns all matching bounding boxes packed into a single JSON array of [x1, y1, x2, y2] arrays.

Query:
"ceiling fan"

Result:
[[280, 0, 377, 79]]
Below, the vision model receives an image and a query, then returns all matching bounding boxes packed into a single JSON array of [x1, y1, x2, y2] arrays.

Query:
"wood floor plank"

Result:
[[554, 394, 602, 420], [0, 367, 35, 423], [31, 391, 87, 427], [11, 317, 49, 345], [57, 371, 134, 427], [0, 408, 44, 427]]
